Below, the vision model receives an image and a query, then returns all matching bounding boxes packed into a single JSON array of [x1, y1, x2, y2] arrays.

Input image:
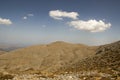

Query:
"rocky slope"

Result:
[[66, 41, 120, 77]]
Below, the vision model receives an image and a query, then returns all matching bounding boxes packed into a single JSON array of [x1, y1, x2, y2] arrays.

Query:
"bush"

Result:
[[0, 73, 14, 80]]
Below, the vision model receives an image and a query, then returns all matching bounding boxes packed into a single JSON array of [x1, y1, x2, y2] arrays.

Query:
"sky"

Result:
[[0, 0, 120, 46]]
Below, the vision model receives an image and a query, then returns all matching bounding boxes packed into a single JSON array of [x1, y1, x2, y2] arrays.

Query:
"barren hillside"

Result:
[[0, 51, 6, 55], [0, 41, 97, 74]]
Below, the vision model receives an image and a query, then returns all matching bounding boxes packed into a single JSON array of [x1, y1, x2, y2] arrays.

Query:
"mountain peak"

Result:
[[50, 41, 72, 45]]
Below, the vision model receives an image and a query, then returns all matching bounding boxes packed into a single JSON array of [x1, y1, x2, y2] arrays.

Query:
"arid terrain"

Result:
[[0, 51, 6, 55], [0, 41, 120, 80]]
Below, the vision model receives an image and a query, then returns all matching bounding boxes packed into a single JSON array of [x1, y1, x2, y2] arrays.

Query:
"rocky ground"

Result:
[[0, 70, 120, 80]]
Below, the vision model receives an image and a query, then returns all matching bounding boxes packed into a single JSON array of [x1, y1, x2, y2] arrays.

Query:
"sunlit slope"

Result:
[[0, 41, 97, 73]]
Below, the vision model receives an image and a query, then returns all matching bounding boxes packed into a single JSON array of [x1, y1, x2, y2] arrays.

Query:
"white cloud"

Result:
[[42, 25, 46, 28], [49, 10, 111, 32], [49, 10, 79, 20], [23, 16, 27, 20], [28, 14, 34, 17], [68, 20, 111, 32], [0, 18, 12, 25], [23, 13, 34, 20]]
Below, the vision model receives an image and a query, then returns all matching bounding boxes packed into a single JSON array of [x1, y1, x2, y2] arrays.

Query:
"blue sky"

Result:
[[0, 0, 120, 46]]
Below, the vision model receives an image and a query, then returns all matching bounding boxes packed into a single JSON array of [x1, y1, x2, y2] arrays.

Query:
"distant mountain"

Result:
[[0, 44, 25, 52], [0, 41, 97, 74]]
